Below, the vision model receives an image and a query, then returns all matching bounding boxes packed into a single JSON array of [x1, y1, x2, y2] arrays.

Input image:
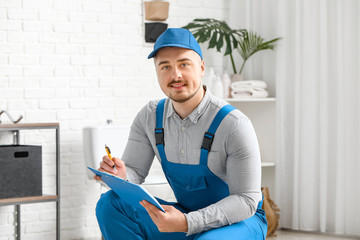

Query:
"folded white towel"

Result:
[[231, 86, 269, 98], [231, 80, 267, 90]]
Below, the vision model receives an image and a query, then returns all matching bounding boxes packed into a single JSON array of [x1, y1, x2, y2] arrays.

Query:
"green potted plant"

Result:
[[183, 18, 281, 81]]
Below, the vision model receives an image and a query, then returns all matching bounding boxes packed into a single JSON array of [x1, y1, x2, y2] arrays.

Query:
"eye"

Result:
[[161, 65, 169, 70], [181, 63, 189, 68]]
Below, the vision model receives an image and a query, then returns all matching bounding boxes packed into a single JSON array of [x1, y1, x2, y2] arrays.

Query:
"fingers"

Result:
[[99, 155, 118, 174], [162, 205, 173, 212], [140, 200, 164, 228], [94, 156, 127, 182], [112, 157, 127, 179], [140, 200, 164, 217], [103, 155, 116, 168], [93, 175, 101, 181], [140, 201, 188, 233], [113, 157, 126, 169], [97, 156, 127, 180]]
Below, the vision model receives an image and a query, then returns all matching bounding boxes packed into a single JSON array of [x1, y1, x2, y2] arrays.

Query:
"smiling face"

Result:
[[154, 47, 205, 103]]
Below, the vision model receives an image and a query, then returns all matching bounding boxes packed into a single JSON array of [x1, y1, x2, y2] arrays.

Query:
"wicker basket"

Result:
[[144, 1, 169, 21]]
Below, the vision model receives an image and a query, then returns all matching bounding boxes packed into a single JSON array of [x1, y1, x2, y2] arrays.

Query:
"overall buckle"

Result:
[[155, 128, 165, 146], [201, 132, 214, 151]]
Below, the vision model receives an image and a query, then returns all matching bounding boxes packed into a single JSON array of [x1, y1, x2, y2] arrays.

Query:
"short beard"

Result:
[[168, 81, 202, 103]]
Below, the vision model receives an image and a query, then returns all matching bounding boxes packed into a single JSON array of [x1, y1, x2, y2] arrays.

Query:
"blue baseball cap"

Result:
[[147, 28, 203, 59]]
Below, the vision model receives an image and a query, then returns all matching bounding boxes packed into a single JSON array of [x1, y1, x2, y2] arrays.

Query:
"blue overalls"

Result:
[[96, 99, 267, 240]]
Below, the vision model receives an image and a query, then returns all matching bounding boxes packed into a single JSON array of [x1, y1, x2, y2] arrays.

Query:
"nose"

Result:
[[171, 66, 182, 80]]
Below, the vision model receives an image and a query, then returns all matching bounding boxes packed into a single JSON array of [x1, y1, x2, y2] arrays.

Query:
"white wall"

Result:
[[0, 0, 230, 239]]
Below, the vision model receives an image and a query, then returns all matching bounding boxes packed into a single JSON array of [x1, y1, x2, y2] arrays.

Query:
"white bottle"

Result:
[[212, 76, 224, 99], [221, 71, 231, 98], [204, 68, 217, 92]]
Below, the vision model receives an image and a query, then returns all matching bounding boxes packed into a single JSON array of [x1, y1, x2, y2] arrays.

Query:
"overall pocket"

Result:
[[169, 174, 207, 192]]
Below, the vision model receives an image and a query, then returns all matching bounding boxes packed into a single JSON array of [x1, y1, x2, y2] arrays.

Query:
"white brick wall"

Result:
[[0, 0, 230, 239]]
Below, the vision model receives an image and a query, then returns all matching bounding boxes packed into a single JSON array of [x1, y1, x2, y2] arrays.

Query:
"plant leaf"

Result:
[[224, 34, 232, 55], [182, 18, 246, 56], [208, 31, 218, 49], [216, 32, 224, 52], [237, 31, 281, 61]]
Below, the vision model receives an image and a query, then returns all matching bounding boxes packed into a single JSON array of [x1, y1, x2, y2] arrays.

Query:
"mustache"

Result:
[[167, 80, 186, 87]]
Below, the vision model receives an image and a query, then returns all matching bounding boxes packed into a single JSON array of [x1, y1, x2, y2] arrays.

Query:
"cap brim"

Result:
[[147, 44, 196, 59]]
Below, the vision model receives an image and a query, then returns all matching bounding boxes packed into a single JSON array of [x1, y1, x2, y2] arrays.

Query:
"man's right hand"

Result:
[[94, 156, 127, 181]]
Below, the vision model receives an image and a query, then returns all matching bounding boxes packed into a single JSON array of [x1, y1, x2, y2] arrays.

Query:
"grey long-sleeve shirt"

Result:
[[121, 88, 262, 235]]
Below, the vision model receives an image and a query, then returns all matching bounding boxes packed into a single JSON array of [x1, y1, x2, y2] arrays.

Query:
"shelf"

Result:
[[224, 97, 276, 102], [261, 162, 275, 167], [0, 122, 59, 130], [0, 195, 58, 206]]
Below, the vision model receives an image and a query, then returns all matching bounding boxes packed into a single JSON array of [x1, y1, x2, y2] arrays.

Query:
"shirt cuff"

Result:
[[184, 211, 205, 236], [125, 167, 143, 184]]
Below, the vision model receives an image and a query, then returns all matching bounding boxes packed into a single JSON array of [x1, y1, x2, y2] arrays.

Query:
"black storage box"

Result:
[[0, 145, 42, 199], [145, 22, 168, 43]]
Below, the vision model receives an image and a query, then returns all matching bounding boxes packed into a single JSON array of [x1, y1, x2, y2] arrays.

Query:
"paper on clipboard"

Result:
[[88, 167, 165, 212]]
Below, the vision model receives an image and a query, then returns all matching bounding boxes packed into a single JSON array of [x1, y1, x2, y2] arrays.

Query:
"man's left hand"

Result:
[[140, 200, 188, 233]]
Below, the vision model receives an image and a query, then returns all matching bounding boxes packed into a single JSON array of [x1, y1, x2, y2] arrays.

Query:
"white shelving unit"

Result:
[[261, 162, 275, 167], [225, 97, 276, 196], [224, 97, 276, 102]]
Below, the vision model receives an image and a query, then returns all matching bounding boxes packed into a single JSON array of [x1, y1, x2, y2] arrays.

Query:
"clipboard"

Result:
[[88, 167, 165, 212]]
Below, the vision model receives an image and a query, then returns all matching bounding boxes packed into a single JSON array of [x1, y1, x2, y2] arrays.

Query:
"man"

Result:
[[95, 28, 267, 240]]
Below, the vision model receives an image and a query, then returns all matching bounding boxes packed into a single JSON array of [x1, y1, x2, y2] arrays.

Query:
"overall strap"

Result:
[[200, 104, 236, 166], [155, 98, 167, 163], [156, 98, 166, 130]]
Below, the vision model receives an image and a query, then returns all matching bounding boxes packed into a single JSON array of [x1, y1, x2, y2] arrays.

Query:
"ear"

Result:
[[200, 60, 205, 77]]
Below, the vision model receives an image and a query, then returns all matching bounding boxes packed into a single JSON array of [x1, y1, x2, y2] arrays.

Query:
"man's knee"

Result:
[[96, 190, 119, 223]]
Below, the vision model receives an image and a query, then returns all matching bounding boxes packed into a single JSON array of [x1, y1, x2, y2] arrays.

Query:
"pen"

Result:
[[105, 145, 116, 170]]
